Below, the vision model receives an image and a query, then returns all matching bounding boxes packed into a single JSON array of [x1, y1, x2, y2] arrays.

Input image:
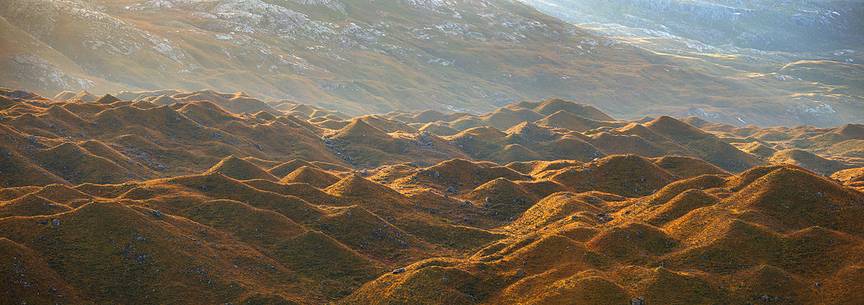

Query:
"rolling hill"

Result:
[[0, 86, 862, 304]]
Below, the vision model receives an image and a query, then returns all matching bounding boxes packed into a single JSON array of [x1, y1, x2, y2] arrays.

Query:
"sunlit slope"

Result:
[[1, 87, 863, 304], [344, 165, 864, 305], [3, 88, 863, 188]]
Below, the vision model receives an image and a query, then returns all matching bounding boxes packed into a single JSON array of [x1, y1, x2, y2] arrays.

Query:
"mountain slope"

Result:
[[519, 0, 864, 126], [2, 0, 861, 125]]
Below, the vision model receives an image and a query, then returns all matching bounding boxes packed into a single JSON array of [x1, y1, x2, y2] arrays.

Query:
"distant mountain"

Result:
[[520, 0, 864, 126], [521, 0, 864, 52], [2, 0, 862, 125]]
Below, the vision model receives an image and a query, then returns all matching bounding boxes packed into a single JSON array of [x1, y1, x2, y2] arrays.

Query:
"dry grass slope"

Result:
[[0, 88, 861, 304]]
